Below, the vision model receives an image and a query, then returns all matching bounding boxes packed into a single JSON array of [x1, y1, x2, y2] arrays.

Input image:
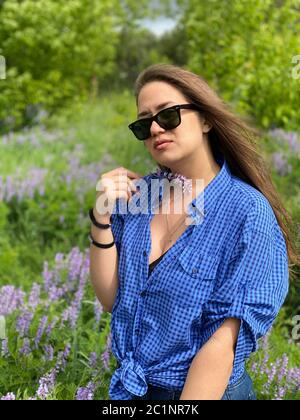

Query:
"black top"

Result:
[[148, 250, 168, 276]]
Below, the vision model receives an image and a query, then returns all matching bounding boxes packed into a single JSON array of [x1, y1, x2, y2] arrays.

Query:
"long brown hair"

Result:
[[134, 63, 300, 279]]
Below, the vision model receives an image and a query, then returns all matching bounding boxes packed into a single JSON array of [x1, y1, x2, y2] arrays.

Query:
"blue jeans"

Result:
[[132, 370, 257, 401]]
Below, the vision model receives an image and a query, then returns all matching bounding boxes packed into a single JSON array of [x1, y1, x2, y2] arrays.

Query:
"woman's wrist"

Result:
[[92, 207, 112, 225]]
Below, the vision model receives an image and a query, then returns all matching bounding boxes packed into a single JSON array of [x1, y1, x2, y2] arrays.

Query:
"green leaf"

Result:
[[0, 316, 6, 340]]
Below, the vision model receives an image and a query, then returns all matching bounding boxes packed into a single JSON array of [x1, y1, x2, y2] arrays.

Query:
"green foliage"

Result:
[[110, 25, 171, 89], [156, 23, 189, 66], [180, 0, 300, 129], [0, 0, 176, 133], [0, 0, 121, 131]]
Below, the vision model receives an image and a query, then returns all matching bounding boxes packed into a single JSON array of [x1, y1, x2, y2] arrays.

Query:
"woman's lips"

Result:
[[154, 141, 173, 150]]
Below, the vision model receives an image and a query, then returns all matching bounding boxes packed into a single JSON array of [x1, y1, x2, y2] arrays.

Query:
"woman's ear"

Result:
[[202, 119, 212, 133], [198, 114, 212, 133]]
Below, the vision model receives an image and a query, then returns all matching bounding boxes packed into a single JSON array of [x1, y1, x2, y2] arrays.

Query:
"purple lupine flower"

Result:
[[274, 386, 287, 401], [250, 361, 258, 373], [36, 369, 56, 400], [94, 299, 103, 325], [42, 261, 53, 293], [61, 304, 78, 329], [268, 129, 300, 154], [89, 352, 98, 369], [1, 338, 9, 357], [54, 252, 65, 270], [1, 168, 48, 203], [45, 316, 59, 335], [262, 362, 277, 395], [34, 315, 48, 349], [101, 333, 112, 371], [271, 152, 292, 176], [0, 392, 16, 400], [67, 248, 83, 284], [28, 283, 41, 309], [0, 126, 64, 148], [261, 351, 270, 372], [19, 338, 31, 356], [61, 252, 89, 328], [261, 330, 271, 351], [59, 150, 116, 203], [287, 367, 300, 391], [55, 342, 71, 373], [277, 354, 289, 383], [76, 381, 96, 400], [48, 285, 66, 302], [43, 345, 54, 362], [15, 310, 34, 338], [0, 286, 25, 315]]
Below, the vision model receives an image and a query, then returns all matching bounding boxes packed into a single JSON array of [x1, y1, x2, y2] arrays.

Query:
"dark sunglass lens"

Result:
[[132, 120, 151, 140], [158, 108, 180, 129]]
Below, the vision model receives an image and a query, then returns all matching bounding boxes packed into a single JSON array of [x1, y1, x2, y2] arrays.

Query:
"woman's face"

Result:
[[137, 81, 212, 171]]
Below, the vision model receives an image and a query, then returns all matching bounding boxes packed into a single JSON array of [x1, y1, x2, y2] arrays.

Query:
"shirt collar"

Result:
[[190, 154, 232, 218]]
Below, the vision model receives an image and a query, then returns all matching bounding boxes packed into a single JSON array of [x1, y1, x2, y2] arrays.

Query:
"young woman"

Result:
[[89, 64, 299, 400]]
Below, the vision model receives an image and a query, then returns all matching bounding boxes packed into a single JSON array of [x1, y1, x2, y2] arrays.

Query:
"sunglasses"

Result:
[[128, 103, 201, 141]]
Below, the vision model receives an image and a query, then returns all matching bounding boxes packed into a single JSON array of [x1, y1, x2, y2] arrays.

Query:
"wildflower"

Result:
[[43, 345, 54, 362], [1, 392, 16, 400], [28, 283, 41, 309], [16, 310, 34, 338], [1, 339, 9, 357], [36, 369, 56, 400], [94, 299, 103, 325], [152, 167, 193, 194], [34, 316, 48, 349], [271, 152, 292, 176], [45, 316, 59, 335], [268, 129, 300, 154], [89, 352, 98, 369], [76, 381, 96, 400], [0, 286, 25, 315], [101, 333, 112, 371], [19, 338, 31, 356]]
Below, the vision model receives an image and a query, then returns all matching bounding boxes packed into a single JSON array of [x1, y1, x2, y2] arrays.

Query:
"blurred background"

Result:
[[0, 0, 299, 400]]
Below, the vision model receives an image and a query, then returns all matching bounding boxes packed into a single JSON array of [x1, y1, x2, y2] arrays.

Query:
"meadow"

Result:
[[0, 90, 299, 400]]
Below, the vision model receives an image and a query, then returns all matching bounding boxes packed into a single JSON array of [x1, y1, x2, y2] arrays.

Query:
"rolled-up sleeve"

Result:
[[200, 226, 289, 366]]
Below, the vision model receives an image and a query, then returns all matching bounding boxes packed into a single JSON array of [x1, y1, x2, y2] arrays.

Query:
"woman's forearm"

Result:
[[179, 337, 234, 400], [89, 213, 119, 313], [179, 318, 241, 400]]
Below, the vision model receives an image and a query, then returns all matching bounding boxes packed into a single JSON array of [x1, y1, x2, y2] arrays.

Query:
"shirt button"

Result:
[[143, 251, 147, 257], [140, 290, 147, 297], [192, 268, 198, 274]]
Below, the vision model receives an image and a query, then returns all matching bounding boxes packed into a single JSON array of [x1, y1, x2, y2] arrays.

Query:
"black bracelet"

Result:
[[89, 233, 115, 249], [89, 208, 112, 229]]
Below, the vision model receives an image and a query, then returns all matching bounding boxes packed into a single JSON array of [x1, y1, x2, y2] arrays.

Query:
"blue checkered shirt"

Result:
[[108, 154, 289, 400]]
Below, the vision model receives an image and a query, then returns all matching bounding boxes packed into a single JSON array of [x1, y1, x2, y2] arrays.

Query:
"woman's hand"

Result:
[[94, 167, 142, 222]]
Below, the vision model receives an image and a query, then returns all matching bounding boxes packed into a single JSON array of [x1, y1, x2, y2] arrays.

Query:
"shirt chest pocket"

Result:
[[175, 247, 219, 307]]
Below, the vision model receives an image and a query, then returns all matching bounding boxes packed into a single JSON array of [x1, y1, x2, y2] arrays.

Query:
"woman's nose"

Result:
[[150, 120, 165, 137]]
